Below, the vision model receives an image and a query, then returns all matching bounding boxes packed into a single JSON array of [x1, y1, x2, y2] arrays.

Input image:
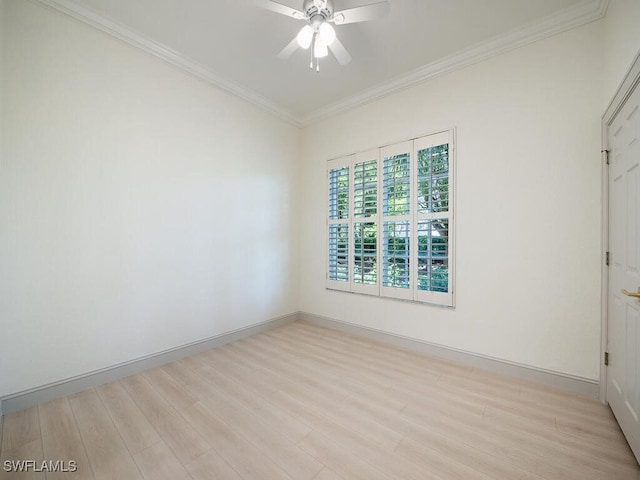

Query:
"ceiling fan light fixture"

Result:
[[258, 0, 391, 68], [313, 36, 328, 58], [319, 21, 336, 45], [296, 24, 314, 49]]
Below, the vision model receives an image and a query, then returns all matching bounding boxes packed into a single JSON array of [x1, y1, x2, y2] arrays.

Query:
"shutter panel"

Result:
[[380, 141, 413, 300], [327, 157, 351, 291], [415, 131, 454, 306], [352, 151, 379, 295]]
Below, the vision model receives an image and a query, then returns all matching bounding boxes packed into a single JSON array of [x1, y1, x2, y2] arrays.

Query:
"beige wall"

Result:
[[300, 22, 604, 381], [0, 0, 300, 398]]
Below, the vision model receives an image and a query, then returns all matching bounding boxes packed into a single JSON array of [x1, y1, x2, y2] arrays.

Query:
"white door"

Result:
[[608, 79, 640, 463]]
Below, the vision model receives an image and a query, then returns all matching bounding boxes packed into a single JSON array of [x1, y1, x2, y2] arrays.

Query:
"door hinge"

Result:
[[606, 251, 610, 266], [604, 351, 609, 366], [602, 149, 610, 165]]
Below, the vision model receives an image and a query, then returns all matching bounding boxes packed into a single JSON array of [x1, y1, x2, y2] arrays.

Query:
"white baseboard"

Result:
[[0, 313, 298, 416], [0, 310, 601, 418], [299, 312, 600, 398]]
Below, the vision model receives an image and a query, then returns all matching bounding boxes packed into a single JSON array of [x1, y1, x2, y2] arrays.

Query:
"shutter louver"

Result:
[[328, 224, 349, 281]]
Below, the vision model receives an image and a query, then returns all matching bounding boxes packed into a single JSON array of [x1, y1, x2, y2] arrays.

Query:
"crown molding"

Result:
[[31, 0, 608, 128], [31, 0, 303, 127], [300, 0, 610, 126]]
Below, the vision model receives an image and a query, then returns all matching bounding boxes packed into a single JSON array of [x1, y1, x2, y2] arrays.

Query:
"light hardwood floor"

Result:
[[1, 321, 639, 479]]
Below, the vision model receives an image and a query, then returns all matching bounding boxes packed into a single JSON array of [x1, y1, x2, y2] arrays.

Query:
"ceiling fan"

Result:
[[255, 0, 390, 71]]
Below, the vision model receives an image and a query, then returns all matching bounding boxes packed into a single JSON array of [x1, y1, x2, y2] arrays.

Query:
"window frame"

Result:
[[326, 129, 455, 308]]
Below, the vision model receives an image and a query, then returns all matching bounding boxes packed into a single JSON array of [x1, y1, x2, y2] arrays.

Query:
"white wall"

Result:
[[300, 22, 604, 380], [602, 0, 640, 106], [0, 0, 299, 398], [1, 0, 627, 399]]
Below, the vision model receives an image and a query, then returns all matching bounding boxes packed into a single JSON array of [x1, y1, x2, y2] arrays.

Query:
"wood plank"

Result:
[[161, 356, 206, 388], [1, 407, 40, 453], [519, 381, 612, 420], [227, 339, 404, 450], [396, 436, 543, 480], [313, 467, 347, 480], [38, 397, 94, 479], [68, 389, 143, 480], [181, 401, 294, 480], [400, 400, 635, 480], [184, 449, 243, 480], [186, 374, 323, 480], [95, 381, 161, 455], [196, 359, 312, 442], [260, 329, 406, 407], [300, 418, 447, 480], [343, 390, 541, 480], [142, 367, 197, 411], [0, 439, 47, 480], [481, 406, 640, 478], [299, 431, 393, 480], [133, 441, 192, 480], [119, 375, 210, 465]]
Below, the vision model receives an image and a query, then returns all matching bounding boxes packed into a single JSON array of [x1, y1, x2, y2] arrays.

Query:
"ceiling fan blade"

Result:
[[254, 0, 305, 19], [332, 1, 390, 25], [277, 36, 300, 60], [329, 37, 352, 65]]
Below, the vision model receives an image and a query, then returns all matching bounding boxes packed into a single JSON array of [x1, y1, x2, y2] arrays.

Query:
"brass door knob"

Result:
[[621, 288, 640, 298]]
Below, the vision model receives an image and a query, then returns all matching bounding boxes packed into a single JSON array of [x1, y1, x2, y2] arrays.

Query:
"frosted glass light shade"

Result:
[[319, 22, 336, 45], [296, 25, 314, 49], [314, 36, 328, 58]]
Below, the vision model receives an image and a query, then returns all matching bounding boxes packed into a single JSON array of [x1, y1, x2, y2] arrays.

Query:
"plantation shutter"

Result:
[[326, 129, 454, 307], [380, 141, 413, 301], [327, 156, 352, 291], [352, 150, 379, 295], [414, 131, 454, 306]]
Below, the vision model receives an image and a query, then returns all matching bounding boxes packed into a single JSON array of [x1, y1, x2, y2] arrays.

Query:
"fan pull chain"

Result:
[[310, 53, 320, 72], [308, 31, 321, 72]]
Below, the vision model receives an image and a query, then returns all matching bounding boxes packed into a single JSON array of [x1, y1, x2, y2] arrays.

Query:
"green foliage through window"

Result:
[[418, 145, 449, 214], [383, 221, 410, 288], [417, 220, 448, 293], [328, 224, 348, 281], [383, 154, 410, 217], [329, 167, 349, 220], [354, 160, 377, 218], [354, 222, 377, 284]]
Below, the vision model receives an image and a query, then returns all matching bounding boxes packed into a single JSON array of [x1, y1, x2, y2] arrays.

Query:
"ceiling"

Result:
[[49, 0, 606, 125]]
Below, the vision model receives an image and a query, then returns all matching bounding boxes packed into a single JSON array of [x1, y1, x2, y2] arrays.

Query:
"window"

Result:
[[326, 130, 454, 306]]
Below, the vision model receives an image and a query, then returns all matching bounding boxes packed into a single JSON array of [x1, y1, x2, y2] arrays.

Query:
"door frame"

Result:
[[601, 49, 640, 404]]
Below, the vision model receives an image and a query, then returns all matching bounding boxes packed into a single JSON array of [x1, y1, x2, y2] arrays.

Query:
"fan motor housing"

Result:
[[303, 0, 334, 22]]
